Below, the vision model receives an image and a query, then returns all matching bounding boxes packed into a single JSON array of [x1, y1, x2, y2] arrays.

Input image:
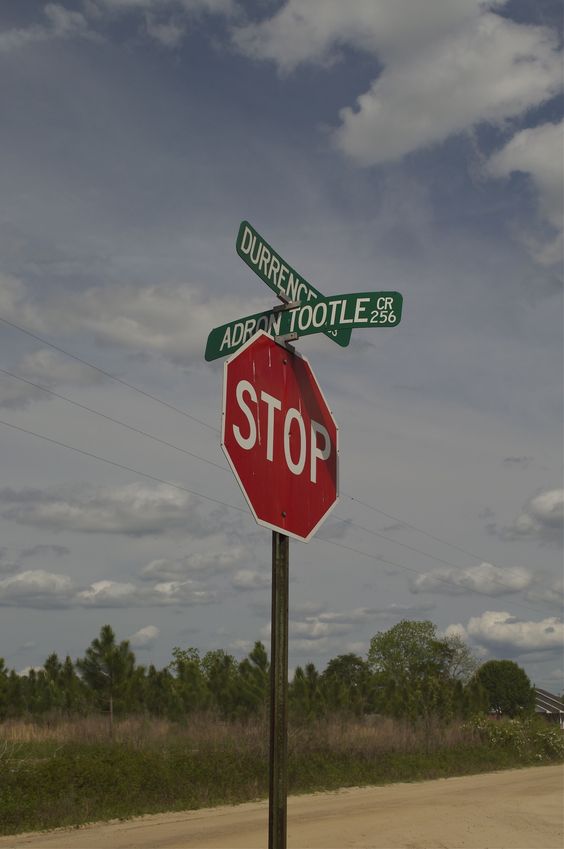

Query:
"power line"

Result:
[[338, 493, 556, 603], [1, 367, 547, 603], [0, 418, 245, 516], [0, 367, 229, 474], [316, 536, 550, 617], [0, 366, 554, 610], [0, 315, 218, 433], [333, 514, 478, 570], [0, 417, 553, 617], [0, 312, 556, 602], [329, 513, 538, 601], [342, 491, 486, 562], [0, 313, 521, 569]]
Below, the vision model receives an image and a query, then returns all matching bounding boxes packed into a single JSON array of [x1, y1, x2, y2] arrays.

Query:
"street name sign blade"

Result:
[[236, 220, 351, 349], [222, 331, 338, 542], [205, 291, 403, 361]]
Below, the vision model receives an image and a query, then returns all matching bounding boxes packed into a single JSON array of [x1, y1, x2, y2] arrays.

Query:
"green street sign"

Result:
[[205, 291, 403, 361], [236, 220, 351, 348]]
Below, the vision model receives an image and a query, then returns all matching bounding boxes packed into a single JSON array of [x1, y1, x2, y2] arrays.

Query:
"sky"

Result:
[[0, 0, 562, 691]]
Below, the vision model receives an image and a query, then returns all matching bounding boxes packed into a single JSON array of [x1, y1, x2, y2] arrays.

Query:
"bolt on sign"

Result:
[[222, 331, 338, 541], [236, 220, 352, 348]]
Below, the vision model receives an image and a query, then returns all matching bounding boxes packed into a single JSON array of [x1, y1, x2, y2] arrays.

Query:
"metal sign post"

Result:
[[208, 220, 404, 849], [269, 530, 289, 849]]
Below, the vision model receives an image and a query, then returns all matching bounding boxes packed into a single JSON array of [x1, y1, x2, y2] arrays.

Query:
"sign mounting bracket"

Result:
[[273, 301, 301, 313], [274, 332, 298, 351]]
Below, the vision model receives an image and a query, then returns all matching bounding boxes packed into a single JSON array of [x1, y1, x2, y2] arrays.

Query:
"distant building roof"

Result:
[[535, 688, 564, 715]]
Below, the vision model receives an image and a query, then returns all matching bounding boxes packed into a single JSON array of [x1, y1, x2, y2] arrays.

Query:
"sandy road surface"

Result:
[[1, 765, 562, 849]]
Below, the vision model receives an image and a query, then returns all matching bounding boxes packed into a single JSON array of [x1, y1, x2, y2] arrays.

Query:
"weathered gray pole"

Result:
[[269, 530, 289, 849]]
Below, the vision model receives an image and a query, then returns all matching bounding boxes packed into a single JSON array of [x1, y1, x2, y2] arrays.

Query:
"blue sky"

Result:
[[0, 0, 562, 689]]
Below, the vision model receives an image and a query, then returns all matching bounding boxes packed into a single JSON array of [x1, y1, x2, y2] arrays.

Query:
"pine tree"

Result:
[[76, 625, 136, 735]]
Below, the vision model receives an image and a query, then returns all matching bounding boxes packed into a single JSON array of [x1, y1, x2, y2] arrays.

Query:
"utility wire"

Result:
[[0, 417, 552, 616], [0, 418, 245, 515], [328, 510, 547, 602], [337, 495, 557, 608], [0, 360, 551, 602], [0, 315, 218, 433], [0, 367, 228, 474], [1, 362, 534, 596], [0, 312, 555, 601], [333, 514, 482, 571], [341, 490, 486, 562], [316, 537, 549, 617]]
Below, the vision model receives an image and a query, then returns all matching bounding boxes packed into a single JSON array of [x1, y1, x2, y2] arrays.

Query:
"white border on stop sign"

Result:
[[221, 329, 340, 542]]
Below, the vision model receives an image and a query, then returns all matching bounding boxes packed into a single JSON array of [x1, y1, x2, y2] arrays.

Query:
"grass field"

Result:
[[1, 714, 562, 835]]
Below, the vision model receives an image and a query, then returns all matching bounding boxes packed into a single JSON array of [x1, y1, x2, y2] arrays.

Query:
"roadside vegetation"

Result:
[[1, 620, 561, 835]]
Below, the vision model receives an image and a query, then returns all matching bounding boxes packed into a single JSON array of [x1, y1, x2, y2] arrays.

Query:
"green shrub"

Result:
[[1, 715, 562, 836], [465, 716, 564, 761]]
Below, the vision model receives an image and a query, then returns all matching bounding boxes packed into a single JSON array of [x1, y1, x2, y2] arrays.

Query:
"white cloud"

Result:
[[0, 570, 75, 608], [288, 637, 345, 656], [486, 121, 564, 266], [317, 607, 378, 625], [410, 561, 532, 596], [335, 14, 561, 166], [0, 547, 18, 576], [0, 275, 272, 367], [151, 580, 215, 605], [527, 576, 564, 608], [76, 580, 140, 606], [17, 349, 105, 388], [233, 4, 561, 168], [0, 375, 43, 410], [0, 568, 216, 609], [0, 4, 89, 53], [178, 0, 234, 11], [44, 3, 89, 35], [451, 610, 564, 654], [0, 275, 39, 330], [0, 482, 215, 537], [0, 0, 234, 54], [290, 617, 352, 640], [503, 489, 563, 545], [291, 600, 327, 617], [74, 577, 216, 607], [128, 625, 160, 648], [98, 0, 234, 12], [145, 15, 186, 48], [445, 623, 490, 658], [140, 547, 247, 581], [0, 545, 69, 576], [232, 0, 498, 72], [17, 666, 44, 677], [0, 348, 106, 409], [345, 641, 369, 656], [231, 569, 270, 590], [20, 544, 70, 560], [93, 0, 236, 47], [228, 638, 254, 654]]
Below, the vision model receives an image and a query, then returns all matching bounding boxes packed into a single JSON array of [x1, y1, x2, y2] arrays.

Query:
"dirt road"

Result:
[[1, 765, 562, 849]]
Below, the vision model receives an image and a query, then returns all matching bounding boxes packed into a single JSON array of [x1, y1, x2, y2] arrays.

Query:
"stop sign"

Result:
[[222, 331, 338, 541]]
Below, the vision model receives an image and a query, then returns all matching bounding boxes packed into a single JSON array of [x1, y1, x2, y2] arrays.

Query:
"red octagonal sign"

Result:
[[222, 331, 339, 541]]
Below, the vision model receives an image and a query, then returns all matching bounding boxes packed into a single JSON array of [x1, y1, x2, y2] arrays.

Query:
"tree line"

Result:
[[0, 620, 536, 727]]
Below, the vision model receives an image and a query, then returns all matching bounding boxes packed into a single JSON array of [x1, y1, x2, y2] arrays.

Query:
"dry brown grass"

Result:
[[289, 715, 478, 756], [0, 713, 477, 755]]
